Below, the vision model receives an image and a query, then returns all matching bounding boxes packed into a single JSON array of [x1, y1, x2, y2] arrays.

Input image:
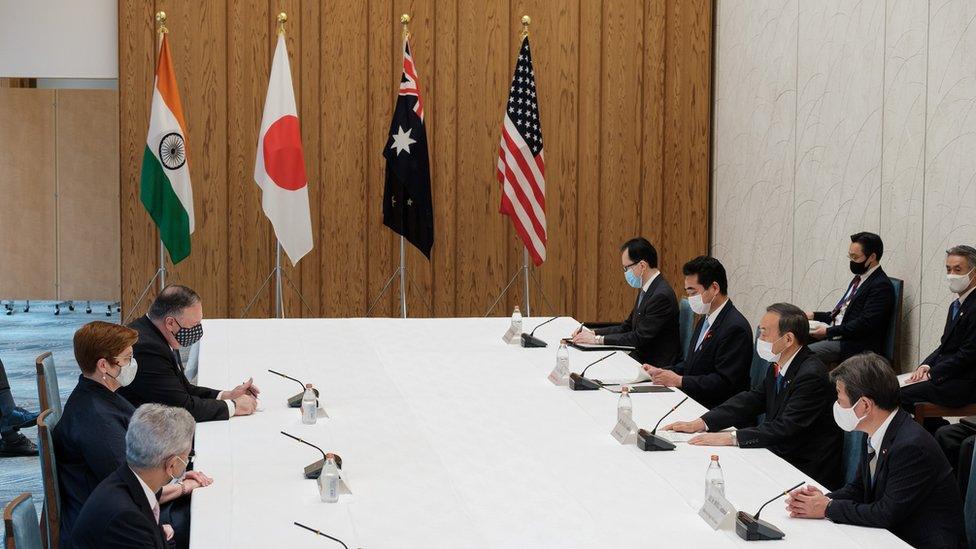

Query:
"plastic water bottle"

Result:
[[555, 342, 570, 379], [319, 455, 340, 503], [511, 306, 523, 336], [617, 386, 633, 422], [301, 384, 317, 425], [705, 454, 725, 497]]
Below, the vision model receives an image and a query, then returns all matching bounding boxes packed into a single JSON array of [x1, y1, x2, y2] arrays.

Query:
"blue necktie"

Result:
[[694, 317, 711, 352], [951, 299, 961, 322], [775, 373, 784, 393]]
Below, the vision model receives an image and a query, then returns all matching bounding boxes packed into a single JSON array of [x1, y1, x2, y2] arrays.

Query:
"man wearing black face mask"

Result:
[[805, 232, 895, 365], [119, 285, 259, 422]]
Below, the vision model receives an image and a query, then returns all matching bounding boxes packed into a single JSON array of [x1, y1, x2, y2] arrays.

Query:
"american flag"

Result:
[[497, 36, 546, 266]]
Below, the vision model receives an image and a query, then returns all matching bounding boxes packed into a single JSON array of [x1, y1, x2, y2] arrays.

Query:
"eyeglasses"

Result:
[[111, 355, 134, 367], [621, 261, 640, 273]]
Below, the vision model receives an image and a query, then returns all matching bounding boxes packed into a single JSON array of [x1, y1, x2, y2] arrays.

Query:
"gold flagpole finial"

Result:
[[400, 14, 411, 40], [521, 15, 530, 39], [277, 12, 287, 35], [155, 11, 168, 35]]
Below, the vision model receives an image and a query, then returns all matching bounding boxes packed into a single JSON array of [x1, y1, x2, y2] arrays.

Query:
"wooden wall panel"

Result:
[[119, 0, 713, 321], [321, 0, 369, 317], [0, 89, 57, 299], [57, 89, 121, 300]]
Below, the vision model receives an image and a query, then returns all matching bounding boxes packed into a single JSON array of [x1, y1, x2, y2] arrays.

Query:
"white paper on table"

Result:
[[897, 373, 913, 387], [809, 320, 829, 332]]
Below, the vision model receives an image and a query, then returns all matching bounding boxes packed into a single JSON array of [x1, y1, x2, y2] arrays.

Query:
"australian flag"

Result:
[[383, 38, 434, 258]]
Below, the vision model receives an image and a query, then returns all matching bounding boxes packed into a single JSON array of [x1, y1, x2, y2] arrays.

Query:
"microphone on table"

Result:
[[637, 396, 688, 451], [521, 316, 560, 348], [734, 481, 804, 541], [268, 369, 319, 408], [280, 431, 342, 479], [568, 352, 617, 390], [293, 522, 350, 549]]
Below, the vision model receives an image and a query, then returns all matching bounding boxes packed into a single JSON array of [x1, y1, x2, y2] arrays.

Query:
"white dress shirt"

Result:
[[867, 409, 897, 480], [130, 467, 160, 523]]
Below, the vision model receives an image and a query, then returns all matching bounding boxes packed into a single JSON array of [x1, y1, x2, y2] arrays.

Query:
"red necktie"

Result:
[[831, 275, 862, 319]]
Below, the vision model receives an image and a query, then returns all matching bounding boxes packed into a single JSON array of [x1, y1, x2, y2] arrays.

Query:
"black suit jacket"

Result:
[[119, 315, 229, 422], [916, 292, 976, 406], [701, 346, 843, 489], [813, 267, 895, 361], [54, 376, 135, 547], [594, 274, 680, 367], [827, 410, 966, 548], [668, 300, 752, 409], [68, 465, 168, 549]]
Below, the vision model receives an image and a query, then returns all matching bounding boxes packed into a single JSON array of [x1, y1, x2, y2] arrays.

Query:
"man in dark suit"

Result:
[[902, 245, 976, 419], [935, 419, 976, 496], [643, 256, 752, 409], [71, 404, 197, 549], [119, 285, 258, 423], [806, 232, 896, 364], [665, 303, 843, 489], [786, 353, 966, 549], [571, 237, 680, 367]]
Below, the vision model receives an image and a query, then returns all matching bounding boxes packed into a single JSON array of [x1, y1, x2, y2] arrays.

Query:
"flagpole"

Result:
[[397, 14, 411, 320], [275, 241, 284, 318]]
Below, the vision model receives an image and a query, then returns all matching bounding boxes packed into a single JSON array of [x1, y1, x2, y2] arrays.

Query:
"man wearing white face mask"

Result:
[[664, 303, 843, 489], [786, 353, 965, 548], [120, 285, 259, 422], [642, 256, 752, 409], [572, 237, 680, 367], [71, 404, 199, 548], [54, 322, 213, 547], [902, 245, 976, 424]]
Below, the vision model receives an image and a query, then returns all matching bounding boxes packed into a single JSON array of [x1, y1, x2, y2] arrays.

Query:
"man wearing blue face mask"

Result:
[[119, 285, 259, 422], [786, 353, 965, 548], [572, 237, 680, 367]]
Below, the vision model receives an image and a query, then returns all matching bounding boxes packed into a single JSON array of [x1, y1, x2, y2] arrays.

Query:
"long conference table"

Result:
[[189, 317, 906, 548]]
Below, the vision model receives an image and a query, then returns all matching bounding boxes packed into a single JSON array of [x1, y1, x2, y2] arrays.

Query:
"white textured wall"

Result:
[[713, 0, 976, 370]]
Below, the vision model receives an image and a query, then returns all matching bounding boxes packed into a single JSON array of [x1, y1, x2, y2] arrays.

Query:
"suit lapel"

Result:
[[119, 466, 163, 541], [943, 294, 976, 342], [871, 410, 907, 497], [145, 316, 194, 391]]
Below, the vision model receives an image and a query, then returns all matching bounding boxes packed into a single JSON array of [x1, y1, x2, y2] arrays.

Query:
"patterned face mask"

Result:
[[171, 318, 204, 347]]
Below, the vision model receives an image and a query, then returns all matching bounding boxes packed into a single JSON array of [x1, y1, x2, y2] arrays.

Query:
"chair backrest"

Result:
[[966, 446, 976, 549], [883, 278, 904, 370], [842, 431, 866, 485], [35, 352, 62, 421], [749, 326, 769, 390], [4, 493, 42, 549], [36, 409, 60, 549], [678, 298, 694, 361]]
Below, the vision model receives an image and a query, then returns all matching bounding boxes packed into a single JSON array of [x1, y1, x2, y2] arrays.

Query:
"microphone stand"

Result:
[[734, 481, 804, 540], [637, 397, 688, 451], [281, 431, 341, 479], [568, 352, 617, 390], [268, 369, 319, 408], [521, 316, 560, 347]]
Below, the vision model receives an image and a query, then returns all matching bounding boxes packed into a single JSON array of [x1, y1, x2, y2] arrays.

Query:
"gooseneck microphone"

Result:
[[293, 522, 350, 549], [268, 369, 320, 408], [637, 396, 688, 451], [281, 431, 341, 479], [734, 481, 804, 541], [521, 316, 560, 348], [569, 352, 617, 390]]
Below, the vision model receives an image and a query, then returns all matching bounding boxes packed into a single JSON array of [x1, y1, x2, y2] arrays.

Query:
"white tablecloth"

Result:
[[189, 317, 906, 548]]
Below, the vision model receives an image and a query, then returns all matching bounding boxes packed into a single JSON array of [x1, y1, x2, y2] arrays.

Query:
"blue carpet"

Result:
[[0, 301, 119, 542]]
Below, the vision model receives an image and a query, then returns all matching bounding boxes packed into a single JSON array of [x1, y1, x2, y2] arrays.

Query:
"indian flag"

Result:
[[140, 33, 194, 264]]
